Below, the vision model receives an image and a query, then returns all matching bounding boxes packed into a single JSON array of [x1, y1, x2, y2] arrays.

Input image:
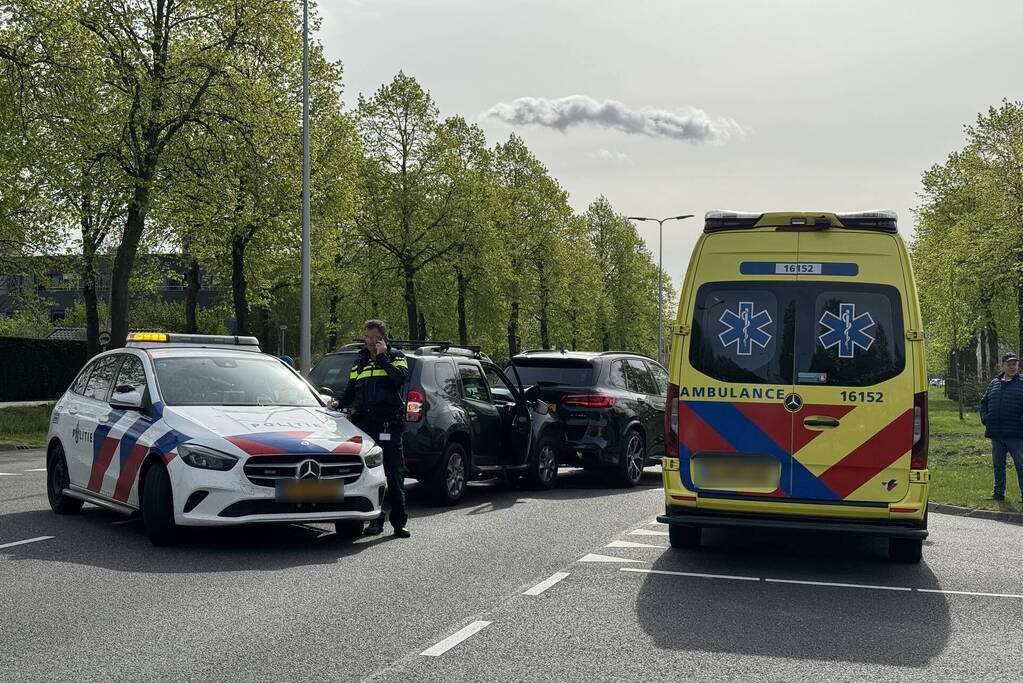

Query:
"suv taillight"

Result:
[[911, 390, 928, 469], [563, 394, 615, 408], [406, 390, 424, 422], [664, 382, 679, 458]]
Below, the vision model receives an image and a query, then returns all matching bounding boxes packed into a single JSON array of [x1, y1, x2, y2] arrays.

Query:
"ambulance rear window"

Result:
[[689, 282, 905, 386]]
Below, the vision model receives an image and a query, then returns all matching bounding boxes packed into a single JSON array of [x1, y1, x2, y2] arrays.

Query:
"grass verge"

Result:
[[928, 387, 1023, 512], [0, 404, 52, 447]]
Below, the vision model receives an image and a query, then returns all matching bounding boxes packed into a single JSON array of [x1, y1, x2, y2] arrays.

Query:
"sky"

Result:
[[317, 0, 1023, 289]]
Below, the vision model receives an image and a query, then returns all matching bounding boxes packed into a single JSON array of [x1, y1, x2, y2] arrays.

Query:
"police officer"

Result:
[[334, 320, 411, 537]]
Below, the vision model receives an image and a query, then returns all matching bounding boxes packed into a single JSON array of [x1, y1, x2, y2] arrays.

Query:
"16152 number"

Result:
[[840, 391, 884, 403]]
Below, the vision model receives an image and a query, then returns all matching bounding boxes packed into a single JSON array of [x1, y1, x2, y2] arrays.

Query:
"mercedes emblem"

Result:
[[783, 393, 803, 413], [297, 459, 321, 480]]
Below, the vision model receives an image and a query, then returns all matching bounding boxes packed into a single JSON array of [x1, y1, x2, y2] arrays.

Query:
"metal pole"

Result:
[[657, 218, 665, 364], [300, 0, 312, 374]]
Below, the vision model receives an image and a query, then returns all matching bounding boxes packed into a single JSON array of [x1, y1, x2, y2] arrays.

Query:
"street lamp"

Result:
[[627, 214, 695, 364], [299, 0, 312, 374]]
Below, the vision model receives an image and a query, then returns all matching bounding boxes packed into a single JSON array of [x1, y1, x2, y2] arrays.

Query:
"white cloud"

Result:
[[587, 149, 634, 165], [482, 95, 745, 145]]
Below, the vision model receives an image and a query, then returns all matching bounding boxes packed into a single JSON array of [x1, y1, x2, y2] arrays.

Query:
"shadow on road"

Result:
[[635, 527, 951, 666]]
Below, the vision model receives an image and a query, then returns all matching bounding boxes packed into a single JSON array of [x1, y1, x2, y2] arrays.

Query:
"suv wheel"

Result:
[[612, 429, 646, 488], [523, 433, 559, 491], [141, 463, 180, 546], [47, 443, 83, 515], [431, 441, 468, 505]]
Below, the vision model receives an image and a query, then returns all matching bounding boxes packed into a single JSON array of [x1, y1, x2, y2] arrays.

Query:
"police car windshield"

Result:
[[152, 356, 320, 407]]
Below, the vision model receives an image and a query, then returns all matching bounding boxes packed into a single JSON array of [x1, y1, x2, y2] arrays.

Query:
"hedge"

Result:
[[0, 336, 89, 401]]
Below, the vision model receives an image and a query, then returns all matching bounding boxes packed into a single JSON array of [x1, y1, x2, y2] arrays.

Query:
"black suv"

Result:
[[508, 350, 669, 487], [309, 342, 562, 504]]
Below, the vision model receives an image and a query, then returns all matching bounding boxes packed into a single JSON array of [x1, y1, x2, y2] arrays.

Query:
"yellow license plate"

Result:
[[694, 456, 779, 490], [275, 480, 344, 503]]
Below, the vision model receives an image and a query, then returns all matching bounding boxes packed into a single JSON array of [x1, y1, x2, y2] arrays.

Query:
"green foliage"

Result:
[[0, 404, 52, 446], [0, 336, 87, 401]]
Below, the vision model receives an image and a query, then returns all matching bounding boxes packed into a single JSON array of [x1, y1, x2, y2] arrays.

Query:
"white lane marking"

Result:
[[578, 553, 643, 564], [606, 540, 665, 549], [0, 536, 54, 550], [647, 520, 665, 525], [420, 621, 492, 657], [523, 572, 570, 596], [111, 519, 137, 525], [918, 588, 1023, 599], [621, 567, 760, 581], [24, 468, 46, 472], [0, 472, 20, 476], [765, 578, 911, 592], [628, 528, 669, 536]]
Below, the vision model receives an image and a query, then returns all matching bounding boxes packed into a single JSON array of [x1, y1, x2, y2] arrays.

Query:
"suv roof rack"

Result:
[[413, 343, 491, 362], [704, 210, 897, 234]]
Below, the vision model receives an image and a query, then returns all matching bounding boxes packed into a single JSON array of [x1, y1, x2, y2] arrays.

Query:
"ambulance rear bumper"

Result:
[[658, 507, 929, 539]]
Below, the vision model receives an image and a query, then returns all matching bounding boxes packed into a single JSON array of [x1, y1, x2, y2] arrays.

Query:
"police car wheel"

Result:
[[669, 524, 701, 549], [523, 434, 559, 491], [613, 429, 646, 488], [141, 463, 179, 546], [335, 519, 364, 539], [431, 442, 468, 506], [888, 537, 922, 563], [47, 443, 83, 515]]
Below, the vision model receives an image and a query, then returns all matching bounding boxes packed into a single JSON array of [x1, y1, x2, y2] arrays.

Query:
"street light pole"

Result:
[[627, 214, 695, 364], [299, 0, 311, 374]]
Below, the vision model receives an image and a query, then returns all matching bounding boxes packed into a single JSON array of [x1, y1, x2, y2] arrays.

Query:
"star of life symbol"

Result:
[[719, 301, 773, 356], [819, 303, 875, 358]]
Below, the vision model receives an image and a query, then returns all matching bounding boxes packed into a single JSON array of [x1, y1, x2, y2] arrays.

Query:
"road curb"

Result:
[[929, 501, 1023, 525], [0, 442, 35, 452]]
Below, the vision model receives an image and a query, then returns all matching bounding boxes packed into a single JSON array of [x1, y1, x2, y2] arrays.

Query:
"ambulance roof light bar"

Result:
[[704, 209, 898, 233]]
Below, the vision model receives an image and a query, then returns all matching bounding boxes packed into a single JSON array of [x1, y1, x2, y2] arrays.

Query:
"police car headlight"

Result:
[[364, 446, 383, 468], [179, 444, 239, 471]]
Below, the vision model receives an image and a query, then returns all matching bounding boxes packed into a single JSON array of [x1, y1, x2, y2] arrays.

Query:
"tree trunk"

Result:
[[328, 293, 341, 351], [987, 324, 999, 377], [255, 307, 270, 351], [536, 260, 550, 349], [456, 268, 469, 346], [109, 179, 151, 347], [403, 264, 418, 339], [1017, 278, 1023, 356], [80, 213, 101, 356], [507, 300, 519, 358], [418, 310, 427, 341], [184, 256, 200, 333], [231, 233, 249, 336]]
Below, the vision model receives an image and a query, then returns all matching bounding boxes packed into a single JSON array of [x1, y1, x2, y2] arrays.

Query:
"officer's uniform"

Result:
[[339, 345, 409, 530]]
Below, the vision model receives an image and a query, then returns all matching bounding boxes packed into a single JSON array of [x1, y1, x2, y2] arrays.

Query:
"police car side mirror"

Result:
[[522, 385, 540, 402], [110, 386, 144, 410], [320, 386, 334, 396]]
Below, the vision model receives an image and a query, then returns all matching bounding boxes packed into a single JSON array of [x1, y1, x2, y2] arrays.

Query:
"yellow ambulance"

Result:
[[658, 210, 929, 562]]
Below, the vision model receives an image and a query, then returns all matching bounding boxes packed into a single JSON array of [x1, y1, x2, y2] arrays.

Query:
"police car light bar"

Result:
[[126, 332, 261, 348]]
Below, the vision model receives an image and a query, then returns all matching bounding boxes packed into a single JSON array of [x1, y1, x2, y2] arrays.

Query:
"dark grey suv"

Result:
[[508, 350, 668, 487]]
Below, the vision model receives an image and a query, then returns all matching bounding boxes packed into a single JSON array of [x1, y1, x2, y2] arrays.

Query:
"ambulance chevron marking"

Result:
[[817, 409, 914, 499]]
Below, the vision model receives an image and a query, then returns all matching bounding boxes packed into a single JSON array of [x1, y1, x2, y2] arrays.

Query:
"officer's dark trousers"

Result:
[[351, 415, 408, 529]]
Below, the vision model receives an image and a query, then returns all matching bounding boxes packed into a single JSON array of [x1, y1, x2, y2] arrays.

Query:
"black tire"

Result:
[[523, 433, 559, 491], [431, 441, 468, 505], [46, 443, 83, 515], [888, 537, 923, 563], [612, 429, 646, 488], [335, 519, 365, 539], [669, 524, 702, 549], [141, 463, 179, 546]]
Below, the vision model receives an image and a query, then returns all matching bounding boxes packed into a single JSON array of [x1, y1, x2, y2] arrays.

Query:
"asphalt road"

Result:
[[3, 448, 1023, 682]]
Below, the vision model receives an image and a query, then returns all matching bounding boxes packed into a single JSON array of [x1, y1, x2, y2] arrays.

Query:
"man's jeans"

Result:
[[990, 437, 1023, 498]]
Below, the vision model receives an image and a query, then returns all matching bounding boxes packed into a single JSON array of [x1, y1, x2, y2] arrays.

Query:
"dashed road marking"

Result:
[[918, 588, 1023, 599], [0, 536, 54, 550], [621, 567, 760, 582], [606, 540, 664, 549], [111, 519, 137, 525], [23, 468, 46, 472], [0, 472, 20, 476], [420, 621, 492, 656], [578, 553, 643, 564], [523, 572, 570, 596], [627, 528, 668, 536]]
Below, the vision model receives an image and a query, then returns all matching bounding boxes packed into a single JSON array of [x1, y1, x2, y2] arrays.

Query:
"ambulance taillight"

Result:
[[911, 391, 928, 469], [665, 383, 680, 458]]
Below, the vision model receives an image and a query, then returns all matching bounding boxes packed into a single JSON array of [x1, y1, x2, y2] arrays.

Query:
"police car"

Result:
[[45, 333, 386, 545]]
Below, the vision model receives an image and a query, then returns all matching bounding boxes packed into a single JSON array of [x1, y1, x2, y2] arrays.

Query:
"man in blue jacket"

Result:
[[980, 353, 1023, 502]]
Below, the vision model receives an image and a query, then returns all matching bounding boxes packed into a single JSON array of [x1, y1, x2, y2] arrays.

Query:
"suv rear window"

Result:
[[308, 353, 357, 394], [689, 281, 904, 387], [510, 358, 594, 386]]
